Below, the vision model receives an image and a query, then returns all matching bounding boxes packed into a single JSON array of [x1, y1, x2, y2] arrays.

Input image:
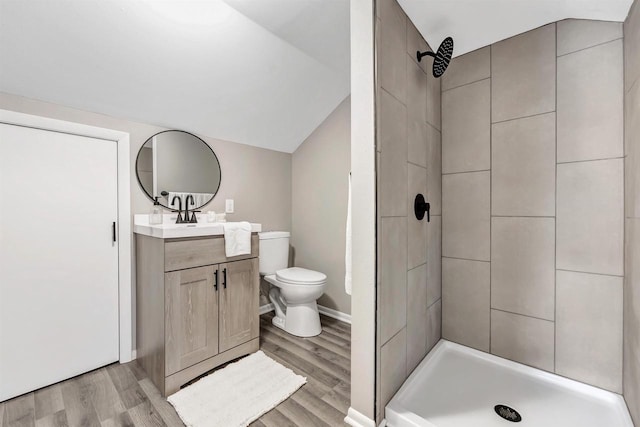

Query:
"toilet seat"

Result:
[[276, 267, 327, 286]]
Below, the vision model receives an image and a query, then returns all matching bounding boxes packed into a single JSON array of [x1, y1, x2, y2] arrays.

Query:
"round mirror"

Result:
[[136, 130, 221, 210]]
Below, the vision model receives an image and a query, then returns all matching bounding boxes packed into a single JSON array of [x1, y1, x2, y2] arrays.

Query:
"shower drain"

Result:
[[494, 405, 522, 422]]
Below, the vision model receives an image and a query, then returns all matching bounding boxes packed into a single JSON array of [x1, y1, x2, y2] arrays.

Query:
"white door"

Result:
[[0, 123, 119, 401]]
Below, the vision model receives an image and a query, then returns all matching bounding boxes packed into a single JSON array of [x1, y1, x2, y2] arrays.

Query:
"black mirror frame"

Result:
[[135, 130, 222, 210]]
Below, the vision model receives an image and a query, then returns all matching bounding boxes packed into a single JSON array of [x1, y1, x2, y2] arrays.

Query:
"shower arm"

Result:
[[416, 50, 436, 62]]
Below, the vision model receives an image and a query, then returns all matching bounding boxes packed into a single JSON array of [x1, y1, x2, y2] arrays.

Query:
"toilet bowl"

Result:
[[264, 267, 327, 337], [259, 232, 327, 337]]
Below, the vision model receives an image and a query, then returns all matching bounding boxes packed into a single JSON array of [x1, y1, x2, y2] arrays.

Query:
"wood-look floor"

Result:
[[0, 313, 351, 427]]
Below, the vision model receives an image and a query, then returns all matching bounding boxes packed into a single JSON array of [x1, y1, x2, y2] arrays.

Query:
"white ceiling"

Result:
[[0, 0, 350, 153], [398, 0, 634, 58]]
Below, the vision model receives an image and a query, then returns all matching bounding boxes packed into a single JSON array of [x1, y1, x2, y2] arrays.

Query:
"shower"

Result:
[[417, 36, 454, 78]]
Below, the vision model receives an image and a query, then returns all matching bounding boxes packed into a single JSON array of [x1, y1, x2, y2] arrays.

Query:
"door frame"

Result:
[[0, 109, 134, 363]]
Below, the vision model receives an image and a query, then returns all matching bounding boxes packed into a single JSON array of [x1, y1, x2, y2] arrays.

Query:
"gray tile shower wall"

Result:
[[375, 0, 442, 422], [624, 0, 640, 423], [441, 20, 625, 393]]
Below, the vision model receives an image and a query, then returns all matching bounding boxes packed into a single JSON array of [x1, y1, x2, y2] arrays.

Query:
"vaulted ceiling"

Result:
[[0, 0, 350, 153], [398, 0, 634, 58], [2, 0, 634, 154]]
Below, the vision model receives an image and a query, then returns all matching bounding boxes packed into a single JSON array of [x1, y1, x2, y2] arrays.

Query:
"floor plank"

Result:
[[127, 401, 165, 427], [260, 320, 350, 371], [306, 334, 351, 359], [320, 316, 351, 334], [34, 385, 64, 421], [321, 382, 351, 415], [59, 376, 101, 427], [259, 346, 336, 397], [317, 326, 351, 346], [135, 381, 181, 427], [100, 411, 134, 427], [275, 398, 330, 427], [3, 393, 35, 427], [289, 386, 346, 426], [105, 366, 146, 411], [85, 370, 125, 422], [2, 314, 351, 427], [253, 408, 296, 427], [260, 328, 350, 378], [260, 339, 342, 389], [34, 410, 68, 427]]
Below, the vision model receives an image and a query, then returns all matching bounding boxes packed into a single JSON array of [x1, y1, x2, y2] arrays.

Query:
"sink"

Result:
[[134, 214, 261, 239]]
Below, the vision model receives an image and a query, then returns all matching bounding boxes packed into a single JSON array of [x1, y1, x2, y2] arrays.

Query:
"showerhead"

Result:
[[417, 37, 454, 78]]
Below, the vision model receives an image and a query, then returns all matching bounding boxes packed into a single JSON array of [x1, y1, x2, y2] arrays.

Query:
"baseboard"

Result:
[[259, 303, 275, 315], [318, 305, 352, 324], [131, 349, 137, 360], [345, 407, 376, 427]]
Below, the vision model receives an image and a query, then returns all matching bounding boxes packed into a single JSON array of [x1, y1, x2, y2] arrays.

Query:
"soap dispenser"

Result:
[[149, 197, 163, 225]]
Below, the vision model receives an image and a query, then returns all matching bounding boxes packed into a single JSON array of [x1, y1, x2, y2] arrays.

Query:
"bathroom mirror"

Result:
[[135, 130, 221, 210]]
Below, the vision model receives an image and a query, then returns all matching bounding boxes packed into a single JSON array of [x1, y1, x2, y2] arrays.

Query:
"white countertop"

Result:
[[134, 214, 262, 239]]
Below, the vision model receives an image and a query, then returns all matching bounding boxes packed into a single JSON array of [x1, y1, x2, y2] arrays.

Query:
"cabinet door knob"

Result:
[[223, 268, 227, 289], [214, 270, 219, 291]]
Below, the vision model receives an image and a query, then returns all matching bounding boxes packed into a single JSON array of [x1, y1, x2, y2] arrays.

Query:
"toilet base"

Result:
[[268, 288, 322, 338], [283, 302, 322, 337], [272, 315, 286, 330]]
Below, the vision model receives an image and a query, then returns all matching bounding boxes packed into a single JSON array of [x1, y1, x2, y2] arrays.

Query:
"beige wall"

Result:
[[0, 91, 292, 349], [291, 96, 351, 315], [375, 0, 442, 422], [441, 21, 625, 392], [624, 0, 640, 422]]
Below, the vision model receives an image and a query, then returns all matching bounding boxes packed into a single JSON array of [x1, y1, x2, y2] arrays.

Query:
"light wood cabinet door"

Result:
[[219, 258, 259, 353], [165, 265, 219, 375]]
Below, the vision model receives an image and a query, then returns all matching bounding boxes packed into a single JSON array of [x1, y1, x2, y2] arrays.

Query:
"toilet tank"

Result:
[[258, 231, 290, 275]]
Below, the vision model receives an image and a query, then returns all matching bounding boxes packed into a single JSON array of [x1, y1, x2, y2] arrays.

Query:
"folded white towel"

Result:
[[223, 221, 252, 257]]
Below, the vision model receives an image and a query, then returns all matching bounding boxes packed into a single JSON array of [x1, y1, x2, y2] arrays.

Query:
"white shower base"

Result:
[[385, 340, 633, 427]]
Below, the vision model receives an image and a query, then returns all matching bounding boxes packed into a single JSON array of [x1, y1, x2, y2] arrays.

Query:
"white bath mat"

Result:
[[167, 351, 306, 427]]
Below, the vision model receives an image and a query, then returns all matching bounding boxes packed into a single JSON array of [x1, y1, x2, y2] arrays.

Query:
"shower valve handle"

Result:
[[414, 194, 431, 222]]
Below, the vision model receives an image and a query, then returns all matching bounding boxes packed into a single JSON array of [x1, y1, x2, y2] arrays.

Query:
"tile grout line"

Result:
[[491, 110, 556, 126], [491, 307, 555, 324], [621, 12, 627, 396], [442, 255, 490, 263], [407, 160, 427, 169], [489, 42, 493, 355], [554, 21, 558, 374], [556, 36, 624, 58], [404, 25, 411, 381], [556, 268, 624, 278], [557, 156, 625, 165], [442, 169, 490, 176], [427, 297, 441, 311], [441, 77, 491, 94], [492, 215, 556, 218]]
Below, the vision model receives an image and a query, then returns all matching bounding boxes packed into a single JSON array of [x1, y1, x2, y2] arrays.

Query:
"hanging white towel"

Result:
[[223, 221, 252, 257], [345, 172, 352, 296]]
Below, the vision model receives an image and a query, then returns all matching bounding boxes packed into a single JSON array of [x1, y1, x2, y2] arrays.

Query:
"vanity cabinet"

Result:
[[136, 233, 259, 397]]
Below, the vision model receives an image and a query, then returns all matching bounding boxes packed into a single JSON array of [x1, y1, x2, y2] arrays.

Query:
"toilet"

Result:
[[259, 231, 327, 337]]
